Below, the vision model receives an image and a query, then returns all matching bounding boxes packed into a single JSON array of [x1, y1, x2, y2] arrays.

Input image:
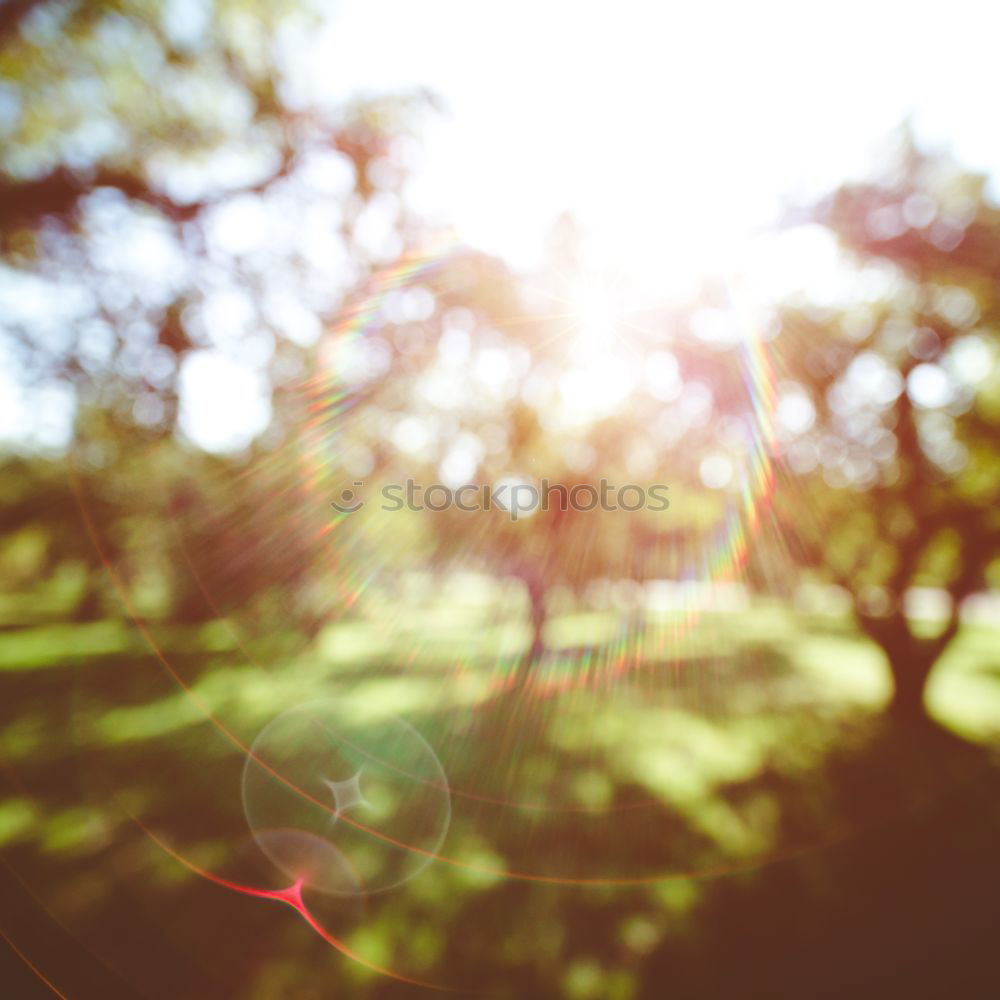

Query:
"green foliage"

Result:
[[1, 6, 999, 997]]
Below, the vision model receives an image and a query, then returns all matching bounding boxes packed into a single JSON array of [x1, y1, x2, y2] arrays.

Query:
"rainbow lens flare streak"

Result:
[[64, 237, 801, 990]]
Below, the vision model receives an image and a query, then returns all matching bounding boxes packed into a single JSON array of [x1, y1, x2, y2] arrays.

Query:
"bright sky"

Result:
[[307, 0, 1000, 294]]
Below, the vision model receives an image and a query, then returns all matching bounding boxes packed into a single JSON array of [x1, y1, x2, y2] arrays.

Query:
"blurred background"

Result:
[[1, 1, 999, 997]]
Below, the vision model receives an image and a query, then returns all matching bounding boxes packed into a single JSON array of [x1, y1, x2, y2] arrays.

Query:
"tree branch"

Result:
[[0, 145, 298, 233], [0, 0, 48, 46]]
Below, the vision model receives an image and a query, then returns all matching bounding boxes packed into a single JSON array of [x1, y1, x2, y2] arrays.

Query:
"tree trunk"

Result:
[[513, 568, 547, 688], [857, 609, 941, 730], [886, 647, 936, 727], [879, 597, 964, 731]]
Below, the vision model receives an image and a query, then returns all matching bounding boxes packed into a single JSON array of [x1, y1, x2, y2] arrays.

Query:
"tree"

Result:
[[0, 0, 441, 623], [0, 0, 435, 440], [778, 138, 1000, 728], [292, 222, 778, 685]]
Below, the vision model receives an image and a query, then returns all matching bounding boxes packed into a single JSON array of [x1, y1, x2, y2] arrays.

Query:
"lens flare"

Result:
[[242, 700, 452, 895]]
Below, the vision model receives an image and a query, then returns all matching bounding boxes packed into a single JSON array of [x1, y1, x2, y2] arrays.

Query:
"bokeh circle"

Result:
[[242, 700, 451, 895]]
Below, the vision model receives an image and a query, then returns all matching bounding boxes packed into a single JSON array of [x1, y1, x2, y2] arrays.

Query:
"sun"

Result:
[[546, 276, 649, 426]]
